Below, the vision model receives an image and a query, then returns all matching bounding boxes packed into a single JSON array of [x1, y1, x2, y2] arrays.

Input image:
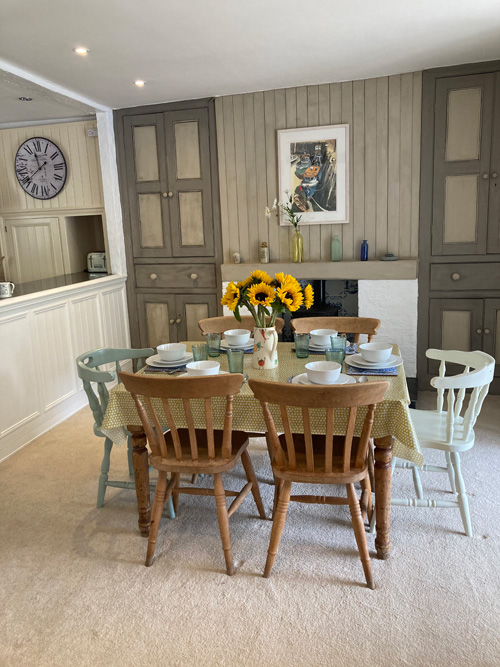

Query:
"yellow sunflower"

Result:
[[303, 283, 314, 309], [276, 281, 304, 312], [236, 277, 251, 290], [249, 269, 272, 284], [275, 272, 300, 290], [248, 281, 275, 307], [220, 282, 240, 311]]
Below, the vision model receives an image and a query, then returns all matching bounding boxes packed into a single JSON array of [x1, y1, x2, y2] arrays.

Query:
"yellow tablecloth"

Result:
[[100, 342, 422, 466]]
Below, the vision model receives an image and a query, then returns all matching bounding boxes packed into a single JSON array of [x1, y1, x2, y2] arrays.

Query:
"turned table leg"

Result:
[[128, 425, 151, 537], [373, 435, 394, 560]]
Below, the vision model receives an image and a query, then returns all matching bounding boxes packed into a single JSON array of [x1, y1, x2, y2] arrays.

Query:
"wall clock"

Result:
[[14, 137, 67, 200]]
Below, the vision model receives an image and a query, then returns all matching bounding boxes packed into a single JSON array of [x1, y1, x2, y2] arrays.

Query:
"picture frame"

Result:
[[277, 124, 349, 225]]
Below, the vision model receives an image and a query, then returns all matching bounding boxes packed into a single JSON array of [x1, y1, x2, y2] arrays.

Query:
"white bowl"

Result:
[[224, 329, 251, 346], [309, 329, 338, 347], [305, 360, 341, 385], [157, 343, 187, 361], [185, 360, 220, 376], [359, 342, 392, 363]]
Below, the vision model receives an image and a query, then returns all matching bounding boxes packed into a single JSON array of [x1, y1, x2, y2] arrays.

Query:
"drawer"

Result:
[[136, 263, 217, 289], [430, 263, 500, 291]]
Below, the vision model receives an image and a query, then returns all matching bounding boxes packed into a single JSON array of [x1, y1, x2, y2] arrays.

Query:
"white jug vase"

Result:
[[252, 327, 278, 370]]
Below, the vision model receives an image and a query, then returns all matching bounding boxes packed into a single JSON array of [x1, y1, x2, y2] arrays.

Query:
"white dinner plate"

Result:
[[177, 371, 229, 378], [292, 372, 356, 386], [345, 353, 403, 369], [146, 353, 193, 367], [221, 339, 254, 351]]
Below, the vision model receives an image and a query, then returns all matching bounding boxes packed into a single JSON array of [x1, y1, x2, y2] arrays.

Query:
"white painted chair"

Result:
[[390, 349, 495, 536]]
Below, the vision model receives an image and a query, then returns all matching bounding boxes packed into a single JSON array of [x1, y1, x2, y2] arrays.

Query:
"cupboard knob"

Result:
[[451, 272, 461, 281], [482, 173, 489, 180], [162, 192, 168, 198], [484, 328, 490, 334], [176, 318, 182, 324], [168, 191, 174, 198], [492, 173, 498, 179], [150, 273, 158, 280], [169, 319, 175, 324], [476, 328, 482, 334], [190, 273, 198, 280]]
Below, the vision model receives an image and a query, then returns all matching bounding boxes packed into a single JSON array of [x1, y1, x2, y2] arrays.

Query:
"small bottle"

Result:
[[360, 239, 369, 261], [259, 242, 269, 263], [331, 235, 342, 262]]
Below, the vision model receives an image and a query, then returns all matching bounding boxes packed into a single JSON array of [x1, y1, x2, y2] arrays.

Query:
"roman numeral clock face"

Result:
[[15, 137, 67, 199]]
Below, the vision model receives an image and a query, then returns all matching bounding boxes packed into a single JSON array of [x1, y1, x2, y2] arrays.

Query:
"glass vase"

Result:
[[292, 229, 304, 263]]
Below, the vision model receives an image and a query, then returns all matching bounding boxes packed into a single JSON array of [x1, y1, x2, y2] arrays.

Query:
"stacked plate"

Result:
[[292, 373, 356, 385], [145, 353, 193, 368], [221, 339, 254, 351], [345, 353, 403, 369]]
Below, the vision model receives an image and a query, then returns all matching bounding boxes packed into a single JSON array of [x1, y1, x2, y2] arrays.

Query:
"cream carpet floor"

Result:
[[1, 393, 499, 667]]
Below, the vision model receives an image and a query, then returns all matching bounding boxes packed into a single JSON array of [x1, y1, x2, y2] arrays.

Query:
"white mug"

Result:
[[0, 282, 15, 298]]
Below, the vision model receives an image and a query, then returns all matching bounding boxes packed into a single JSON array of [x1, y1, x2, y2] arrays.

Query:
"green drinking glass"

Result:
[[227, 348, 248, 382], [294, 333, 310, 358], [206, 333, 221, 357], [330, 334, 346, 362], [192, 343, 209, 361], [325, 349, 345, 366]]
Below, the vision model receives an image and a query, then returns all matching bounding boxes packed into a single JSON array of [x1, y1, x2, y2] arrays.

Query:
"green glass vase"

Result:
[[292, 229, 304, 263]]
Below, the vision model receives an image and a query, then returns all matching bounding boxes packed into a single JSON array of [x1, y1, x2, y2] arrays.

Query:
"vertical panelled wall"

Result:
[[215, 72, 421, 263]]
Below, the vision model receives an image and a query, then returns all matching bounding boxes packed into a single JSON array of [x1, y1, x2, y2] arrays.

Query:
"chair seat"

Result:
[[409, 408, 474, 452], [273, 433, 367, 484], [150, 429, 250, 473]]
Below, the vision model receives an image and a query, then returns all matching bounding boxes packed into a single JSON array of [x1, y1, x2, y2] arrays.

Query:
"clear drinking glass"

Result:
[[205, 333, 221, 357], [227, 348, 248, 382], [192, 343, 209, 361], [294, 333, 310, 358], [325, 349, 345, 366], [330, 334, 347, 363]]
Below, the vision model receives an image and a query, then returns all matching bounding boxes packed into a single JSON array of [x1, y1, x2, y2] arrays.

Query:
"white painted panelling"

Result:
[[358, 279, 418, 377], [0, 120, 103, 213], [70, 293, 103, 360], [100, 287, 130, 350], [0, 313, 40, 436], [33, 301, 76, 410]]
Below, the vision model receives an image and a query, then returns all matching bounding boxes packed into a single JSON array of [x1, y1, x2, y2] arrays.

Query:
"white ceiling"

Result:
[[0, 0, 500, 111]]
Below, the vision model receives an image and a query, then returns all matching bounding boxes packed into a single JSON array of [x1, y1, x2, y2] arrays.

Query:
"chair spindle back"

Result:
[[290, 316, 381, 343]]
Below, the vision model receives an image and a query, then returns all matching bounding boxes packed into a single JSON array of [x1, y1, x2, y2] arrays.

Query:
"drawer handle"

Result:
[[169, 318, 175, 324], [190, 273, 198, 280], [176, 317, 182, 324], [476, 328, 482, 334], [451, 272, 461, 281], [484, 328, 490, 334], [150, 273, 158, 280]]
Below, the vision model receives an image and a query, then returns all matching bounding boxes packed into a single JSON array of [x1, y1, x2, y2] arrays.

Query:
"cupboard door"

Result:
[[174, 294, 218, 342], [124, 114, 172, 258], [164, 109, 215, 257], [136, 293, 177, 347], [4, 216, 64, 283], [483, 299, 500, 378], [432, 74, 495, 256]]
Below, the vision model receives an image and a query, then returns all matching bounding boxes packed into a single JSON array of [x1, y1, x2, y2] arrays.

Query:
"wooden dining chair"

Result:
[[76, 347, 175, 517], [390, 349, 494, 536], [249, 379, 389, 589], [199, 315, 285, 336], [118, 371, 266, 574], [290, 316, 381, 343]]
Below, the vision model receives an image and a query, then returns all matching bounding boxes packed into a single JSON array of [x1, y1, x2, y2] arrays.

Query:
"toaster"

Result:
[[87, 252, 107, 273]]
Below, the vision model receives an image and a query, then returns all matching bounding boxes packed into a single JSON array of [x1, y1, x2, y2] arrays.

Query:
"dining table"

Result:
[[100, 341, 422, 560]]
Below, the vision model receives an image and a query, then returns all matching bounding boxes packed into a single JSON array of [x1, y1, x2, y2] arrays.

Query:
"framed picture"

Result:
[[277, 124, 349, 225]]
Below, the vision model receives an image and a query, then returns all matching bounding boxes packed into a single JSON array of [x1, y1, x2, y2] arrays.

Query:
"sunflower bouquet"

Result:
[[221, 270, 314, 328]]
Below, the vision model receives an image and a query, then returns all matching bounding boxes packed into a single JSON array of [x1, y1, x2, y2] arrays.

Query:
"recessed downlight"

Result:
[[73, 47, 89, 55], [134, 80, 146, 87], [18, 97, 33, 101]]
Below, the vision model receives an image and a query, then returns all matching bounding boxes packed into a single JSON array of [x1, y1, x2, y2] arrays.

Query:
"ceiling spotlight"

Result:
[[18, 96, 33, 101], [134, 80, 146, 87], [73, 47, 89, 55]]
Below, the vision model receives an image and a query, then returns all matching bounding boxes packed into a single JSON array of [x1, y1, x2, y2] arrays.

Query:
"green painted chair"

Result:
[[76, 347, 175, 518]]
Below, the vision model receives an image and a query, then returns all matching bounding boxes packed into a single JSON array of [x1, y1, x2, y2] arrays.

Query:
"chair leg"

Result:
[[145, 471, 170, 566], [126, 436, 134, 478], [445, 452, 457, 494], [273, 480, 284, 519], [97, 437, 113, 508], [213, 473, 235, 575], [172, 473, 180, 514], [346, 483, 374, 589], [241, 450, 267, 519], [451, 452, 472, 537], [164, 477, 176, 520], [264, 480, 292, 578]]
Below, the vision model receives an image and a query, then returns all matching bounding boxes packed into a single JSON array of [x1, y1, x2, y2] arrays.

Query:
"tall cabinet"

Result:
[[115, 99, 222, 348], [419, 62, 500, 393]]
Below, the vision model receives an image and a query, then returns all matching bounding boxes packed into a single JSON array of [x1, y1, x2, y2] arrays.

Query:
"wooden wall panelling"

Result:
[[318, 83, 331, 261], [411, 72, 422, 257], [353, 80, 365, 260], [341, 81, 354, 260], [264, 90, 280, 260], [388, 75, 401, 258], [214, 97, 230, 264], [243, 93, 259, 263], [70, 293, 104, 364], [364, 78, 377, 256], [254, 92, 269, 263], [295, 87, 310, 257], [329, 83, 344, 254]]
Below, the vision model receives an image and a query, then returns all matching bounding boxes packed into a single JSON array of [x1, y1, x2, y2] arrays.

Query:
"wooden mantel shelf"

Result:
[[221, 260, 418, 282]]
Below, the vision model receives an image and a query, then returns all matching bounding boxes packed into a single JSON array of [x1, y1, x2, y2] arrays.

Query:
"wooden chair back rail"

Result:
[[199, 315, 285, 336], [290, 317, 381, 343], [249, 380, 388, 475], [118, 371, 244, 462]]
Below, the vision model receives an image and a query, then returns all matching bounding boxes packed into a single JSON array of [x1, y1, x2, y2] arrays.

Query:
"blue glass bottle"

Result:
[[360, 239, 368, 261]]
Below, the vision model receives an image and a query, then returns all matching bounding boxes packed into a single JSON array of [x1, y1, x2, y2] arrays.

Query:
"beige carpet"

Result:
[[1, 393, 499, 667]]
